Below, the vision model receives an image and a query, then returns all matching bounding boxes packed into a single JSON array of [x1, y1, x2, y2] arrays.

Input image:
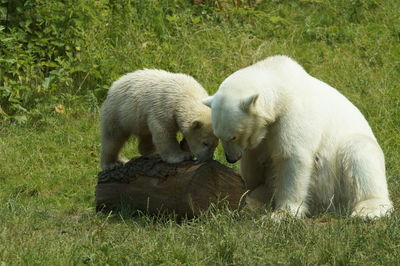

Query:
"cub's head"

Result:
[[203, 93, 269, 163], [184, 114, 219, 162]]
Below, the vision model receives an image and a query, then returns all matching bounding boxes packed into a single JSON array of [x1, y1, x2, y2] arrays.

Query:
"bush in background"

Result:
[[1, 0, 399, 124], [0, 0, 105, 122]]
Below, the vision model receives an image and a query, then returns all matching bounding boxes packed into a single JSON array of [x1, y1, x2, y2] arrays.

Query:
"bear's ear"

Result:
[[191, 120, 203, 130], [240, 94, 259, 112], [202, 96, 214, 108]]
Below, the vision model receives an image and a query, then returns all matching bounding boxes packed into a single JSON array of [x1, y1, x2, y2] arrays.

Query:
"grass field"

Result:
[[1, 0, 400, 264]]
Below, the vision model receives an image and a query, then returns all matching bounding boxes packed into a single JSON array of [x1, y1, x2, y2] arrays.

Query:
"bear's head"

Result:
[[184, 113, 219, 162], [203, 93, 269, 163]]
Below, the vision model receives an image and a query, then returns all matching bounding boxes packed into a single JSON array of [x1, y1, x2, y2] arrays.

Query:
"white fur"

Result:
[[100, 69, 218, 169], [204, 55, 393, 219]]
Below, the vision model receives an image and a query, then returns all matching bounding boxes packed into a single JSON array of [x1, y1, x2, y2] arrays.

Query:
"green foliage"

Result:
[[1, 0, 399, 124], [0, 0, 103, 121]]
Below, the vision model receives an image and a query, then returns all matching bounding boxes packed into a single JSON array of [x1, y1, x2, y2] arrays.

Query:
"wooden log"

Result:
[[96, 156, 246, 217]]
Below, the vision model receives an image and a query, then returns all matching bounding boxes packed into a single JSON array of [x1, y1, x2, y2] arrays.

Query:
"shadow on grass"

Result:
[[95, 198, 246, 226]]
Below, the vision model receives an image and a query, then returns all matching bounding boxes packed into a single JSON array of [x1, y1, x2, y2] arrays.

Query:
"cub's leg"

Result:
[[138, 134, 156, 156], [148, 120, 192, 164], [100, 129, 129, 170], [339, 135, 393, 219]]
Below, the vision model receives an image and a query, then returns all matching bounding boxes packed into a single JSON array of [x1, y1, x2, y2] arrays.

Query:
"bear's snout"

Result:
[[196, 152, 214, 162], [225, 153, 239, 164]]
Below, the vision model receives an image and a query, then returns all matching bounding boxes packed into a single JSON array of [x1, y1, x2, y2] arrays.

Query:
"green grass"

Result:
[[1, 0, 400, 264]]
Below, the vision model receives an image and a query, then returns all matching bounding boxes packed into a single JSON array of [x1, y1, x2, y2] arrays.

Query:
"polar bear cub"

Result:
[[203, 55, 393, 219], [100, 69, 218, 170]]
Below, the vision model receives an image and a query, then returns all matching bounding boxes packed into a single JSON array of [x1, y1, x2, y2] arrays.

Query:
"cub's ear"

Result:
[[191, 120, 203, 130], [202, 96, 214, 108], [240, 94, 259, 112]]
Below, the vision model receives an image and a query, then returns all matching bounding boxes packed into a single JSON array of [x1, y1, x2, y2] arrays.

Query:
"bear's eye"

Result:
[[230, 136, 236, 141], [203, 142, 209, 147]]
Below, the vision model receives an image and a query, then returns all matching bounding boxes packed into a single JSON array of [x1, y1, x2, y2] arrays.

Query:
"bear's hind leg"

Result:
[[339, 135, 393, 219], [138, 134, 156, 156], [100, 130, 129, 170]]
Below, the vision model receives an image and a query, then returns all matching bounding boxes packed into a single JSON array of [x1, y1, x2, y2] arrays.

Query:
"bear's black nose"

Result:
[[225, 153, 238, 164]]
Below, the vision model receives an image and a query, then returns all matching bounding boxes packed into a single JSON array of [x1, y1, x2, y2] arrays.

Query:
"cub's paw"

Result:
[[118, 157, 129, 164], [101, 160, 127, 171]]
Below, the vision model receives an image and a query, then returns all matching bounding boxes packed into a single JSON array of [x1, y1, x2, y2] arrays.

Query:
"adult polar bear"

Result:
[[203, 55, 393, 219]]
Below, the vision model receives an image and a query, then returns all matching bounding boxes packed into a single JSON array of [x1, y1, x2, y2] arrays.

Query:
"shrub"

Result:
[[0, 0, 101, 122]]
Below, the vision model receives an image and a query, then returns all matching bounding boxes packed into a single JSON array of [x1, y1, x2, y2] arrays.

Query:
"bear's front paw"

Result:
[[163, 151, 193, 164], [270, 210, 294, 223], [243, 194, 266, 213], [270, 204, 307, 222]]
